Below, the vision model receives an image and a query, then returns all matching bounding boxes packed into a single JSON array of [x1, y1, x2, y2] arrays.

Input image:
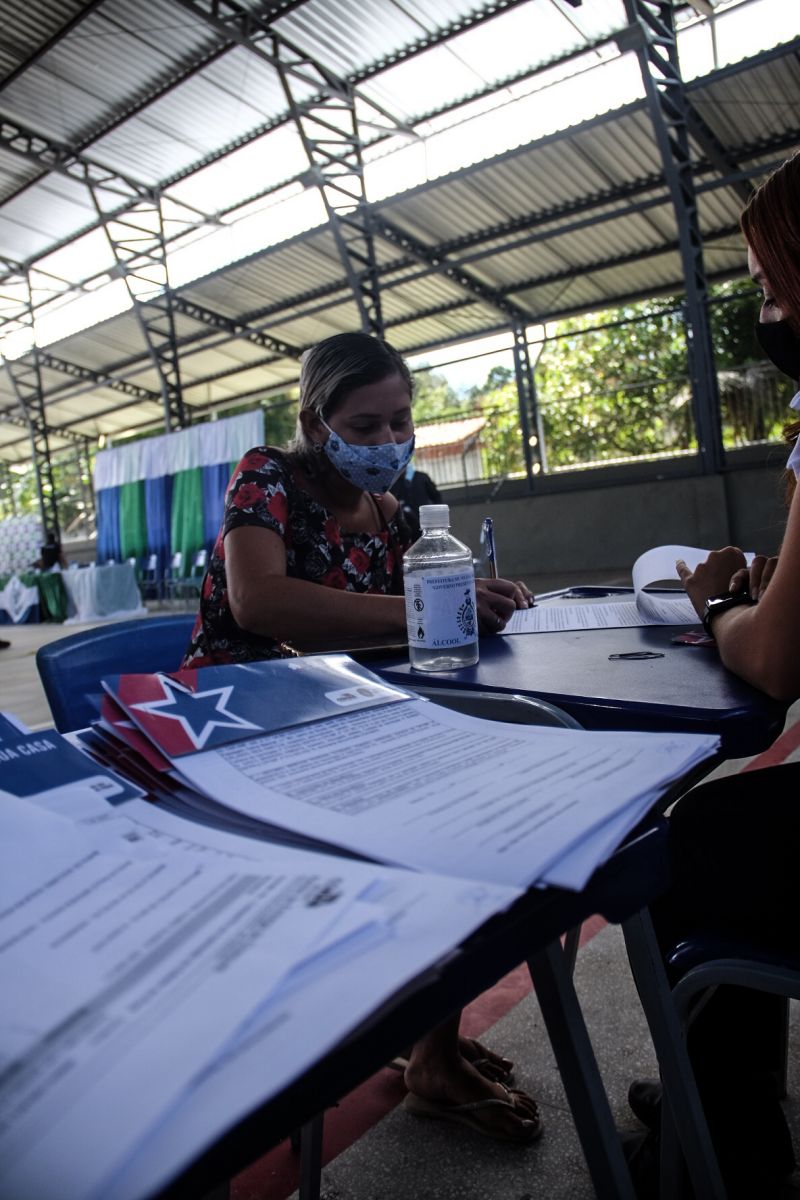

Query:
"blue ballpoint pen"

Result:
[[481, 516, 498, 579]]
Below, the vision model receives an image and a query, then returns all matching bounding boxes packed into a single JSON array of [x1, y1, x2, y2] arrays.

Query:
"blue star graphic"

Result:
[[130, 676, 261, 750]]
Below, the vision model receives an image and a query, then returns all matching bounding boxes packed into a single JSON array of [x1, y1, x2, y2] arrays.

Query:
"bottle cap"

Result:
[[419, 504, 450, 529]]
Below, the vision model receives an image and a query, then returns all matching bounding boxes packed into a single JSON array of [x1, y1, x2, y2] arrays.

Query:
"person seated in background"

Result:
[[624, 150, 800, 1198], [183, 331, 541, 1144], [391, 460, 442, 542], [35, 526, 67, 571]]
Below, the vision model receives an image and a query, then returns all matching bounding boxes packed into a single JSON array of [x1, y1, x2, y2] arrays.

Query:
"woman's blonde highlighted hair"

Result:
[[288, 332, 413, 466]]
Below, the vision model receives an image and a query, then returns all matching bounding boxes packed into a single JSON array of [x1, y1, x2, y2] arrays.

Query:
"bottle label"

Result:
[[404, 570, 478, 648]]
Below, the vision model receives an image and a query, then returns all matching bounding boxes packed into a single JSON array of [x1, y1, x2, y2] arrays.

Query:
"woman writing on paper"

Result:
[[625, 152, 800, 1197], [183, 332, 531, 666], [183, 331, 541, 1144]]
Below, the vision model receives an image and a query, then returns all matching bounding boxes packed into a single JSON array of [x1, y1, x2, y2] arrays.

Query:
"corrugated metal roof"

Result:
[[0, 0, 797, 460]]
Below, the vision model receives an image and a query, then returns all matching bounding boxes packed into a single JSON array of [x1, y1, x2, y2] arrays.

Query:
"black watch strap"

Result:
[[701, 590, 756, 637]]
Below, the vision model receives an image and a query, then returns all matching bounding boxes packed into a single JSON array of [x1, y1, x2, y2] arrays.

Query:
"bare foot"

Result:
[[404, 1050, 540, 1142], [460, 1036, 514, 1083], [390, 1036, 513, 1083]]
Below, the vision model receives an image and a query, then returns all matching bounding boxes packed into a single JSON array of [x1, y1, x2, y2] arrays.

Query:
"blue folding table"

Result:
[[378, 587, 785, 757], [150, 813, 708, 1200]]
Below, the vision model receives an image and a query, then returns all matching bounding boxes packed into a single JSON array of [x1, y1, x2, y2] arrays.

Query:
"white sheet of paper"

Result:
[[0, 800, 384, 1199], [539, 787, 664, 889], [100, 868, 523, 1200], [174, 698, 718, 889], [632, 544, 753, 623], [0, 794, 520, 1200], [504, 599, 657, 633]]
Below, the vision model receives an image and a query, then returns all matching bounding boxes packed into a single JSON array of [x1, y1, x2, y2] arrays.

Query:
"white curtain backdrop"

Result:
[[93, 412, 264, 491]]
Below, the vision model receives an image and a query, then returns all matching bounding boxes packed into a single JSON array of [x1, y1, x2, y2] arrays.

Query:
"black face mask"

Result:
[[756, 319, 800, 383]]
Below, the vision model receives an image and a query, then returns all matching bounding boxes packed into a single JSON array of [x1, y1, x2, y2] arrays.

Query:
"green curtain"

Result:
[[119, 481, 148, 560], [171, 467, 205, 571]]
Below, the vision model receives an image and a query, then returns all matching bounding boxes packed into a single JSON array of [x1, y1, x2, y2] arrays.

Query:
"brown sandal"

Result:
[[403, 1085, 542, 1144]]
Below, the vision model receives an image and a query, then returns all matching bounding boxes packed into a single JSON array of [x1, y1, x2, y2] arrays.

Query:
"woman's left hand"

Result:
[[676, 547, 747, 618], [476, 577, 534, 634]]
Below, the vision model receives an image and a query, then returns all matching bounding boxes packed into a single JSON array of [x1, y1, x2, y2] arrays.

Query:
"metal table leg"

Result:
[[298, 1112, 324, 1200], [528, 938, 636, 1200]]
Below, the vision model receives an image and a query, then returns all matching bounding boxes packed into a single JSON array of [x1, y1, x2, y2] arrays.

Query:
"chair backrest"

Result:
[[36, 613, 197, 732], [400, 685, 583, 728]]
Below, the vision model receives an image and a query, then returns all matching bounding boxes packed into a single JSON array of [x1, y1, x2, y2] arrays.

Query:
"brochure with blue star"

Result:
[[102, 654, 411, 759]]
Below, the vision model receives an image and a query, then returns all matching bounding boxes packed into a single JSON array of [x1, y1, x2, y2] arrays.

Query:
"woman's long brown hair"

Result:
[[740, 152, 800, 503]]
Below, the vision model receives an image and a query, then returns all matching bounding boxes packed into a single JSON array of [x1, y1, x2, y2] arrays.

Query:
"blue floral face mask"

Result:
[[321, 421, 415, 493]]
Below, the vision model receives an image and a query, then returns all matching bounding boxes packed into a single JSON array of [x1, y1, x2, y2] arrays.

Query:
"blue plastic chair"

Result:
[[653, 934, 800, 1199], [36, 613, 197, 732], [400, 684, 584, 728]]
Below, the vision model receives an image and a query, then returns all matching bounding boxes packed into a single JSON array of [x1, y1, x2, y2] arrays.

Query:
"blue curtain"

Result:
[[202, 462, 234, 552], [96, 487, 122, 563], [144, 475, 173, 578]]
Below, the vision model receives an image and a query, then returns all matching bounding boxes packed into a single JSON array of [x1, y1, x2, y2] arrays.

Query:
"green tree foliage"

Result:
[[411, 365, 529, 480], [0, 449, 94, 532], [262, 395, 297, 447], [411, 368, 461, 419], [535, 302, 692, 467], [465, 367, 528, 479]]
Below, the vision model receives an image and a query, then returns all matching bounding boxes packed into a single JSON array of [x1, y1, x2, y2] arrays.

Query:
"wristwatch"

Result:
[[701, 590, 756, 637]]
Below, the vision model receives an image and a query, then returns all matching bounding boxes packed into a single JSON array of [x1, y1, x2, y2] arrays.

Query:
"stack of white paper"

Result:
[[0, 764, 520, 1200], [96, 654, 718, 893]]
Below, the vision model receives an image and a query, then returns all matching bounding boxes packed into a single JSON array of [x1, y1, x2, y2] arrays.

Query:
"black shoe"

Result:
[[621, 1128, 661, 1199], [0, 639, 10, 649], [628, 1078, 662, 1130]]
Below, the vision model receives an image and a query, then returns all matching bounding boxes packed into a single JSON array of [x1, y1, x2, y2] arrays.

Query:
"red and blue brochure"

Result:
[[101, 654, 410, 760]]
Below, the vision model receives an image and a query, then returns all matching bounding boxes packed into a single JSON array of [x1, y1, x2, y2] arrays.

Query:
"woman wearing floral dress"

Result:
[[183, 330, 542, 1144]]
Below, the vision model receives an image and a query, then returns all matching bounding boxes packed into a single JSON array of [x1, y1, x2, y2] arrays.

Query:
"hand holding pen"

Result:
[[477, 516, 535, 633]]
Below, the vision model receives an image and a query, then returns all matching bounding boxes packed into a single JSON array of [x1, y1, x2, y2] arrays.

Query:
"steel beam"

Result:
[[274, 60, 385, 335], [374, 217, 535, 327], [0, 267, 60, 534], [171, 296, 303, 359], [38, 353, 161, 403], [172, 0, 413, 337], [623, 0, 725, 474], [87, 183, 187, 430], [0, 407, 94, 449], [512, 323, 546, 489], [0, 1, 108, 94]]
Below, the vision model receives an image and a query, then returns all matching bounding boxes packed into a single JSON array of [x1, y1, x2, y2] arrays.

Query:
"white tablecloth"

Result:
[[0, 575, 39, 624], [62, 563, 146, 624]]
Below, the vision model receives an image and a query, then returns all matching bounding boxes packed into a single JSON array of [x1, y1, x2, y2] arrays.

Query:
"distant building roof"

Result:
[[415, 416, 487, 451]]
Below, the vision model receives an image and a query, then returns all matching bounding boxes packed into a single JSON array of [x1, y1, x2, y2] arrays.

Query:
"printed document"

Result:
[[0, 791, 519, 1200], [503, 544, 752, 633], [167, 698, 717, 889]]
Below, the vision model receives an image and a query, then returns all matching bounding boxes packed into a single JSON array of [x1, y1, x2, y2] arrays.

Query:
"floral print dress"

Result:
[[182, 447, 411, 666]]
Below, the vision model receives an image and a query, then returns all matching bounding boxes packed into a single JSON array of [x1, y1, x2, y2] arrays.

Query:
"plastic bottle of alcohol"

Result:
[[403, 503, 479, 671]]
